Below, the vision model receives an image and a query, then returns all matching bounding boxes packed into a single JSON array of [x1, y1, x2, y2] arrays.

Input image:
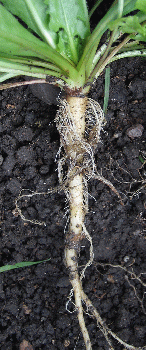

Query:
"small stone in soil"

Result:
[[126, 124, 144, 139], [19, 339, 33, 350]]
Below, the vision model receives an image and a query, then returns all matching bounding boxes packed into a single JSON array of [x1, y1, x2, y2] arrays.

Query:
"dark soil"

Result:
[[0, 54, 146, 350]]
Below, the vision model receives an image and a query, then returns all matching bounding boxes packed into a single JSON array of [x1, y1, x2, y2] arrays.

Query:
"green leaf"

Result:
[[0, 4, 55, 58], [78, 0, 136, 77], [139, 155, 145, 163], [135, 0, 146, 14], [122, 0, 137, 16], [0, 4, 41, 57], [44, 0, 90, 63], [89, 0, 103, 20], [0, 0, 90, 64], [109, 49, 146, 63], [109, 15, 146, 42], [0, 0, 57, 48], [103, 67, 110, 114], [0, 259, 50, 273], [0, 72, 19, 82], [0, 4, 79, 80], [0, 57, 66, 82], [118, 0, 124, 18]]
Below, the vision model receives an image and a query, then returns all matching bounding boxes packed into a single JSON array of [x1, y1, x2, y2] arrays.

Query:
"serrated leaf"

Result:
[[109, 15, 146, 42], [44, 0, 90, 63]]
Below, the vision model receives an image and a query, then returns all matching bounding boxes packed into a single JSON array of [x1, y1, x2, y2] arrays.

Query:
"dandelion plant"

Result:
[[0, 0, 146, 349]]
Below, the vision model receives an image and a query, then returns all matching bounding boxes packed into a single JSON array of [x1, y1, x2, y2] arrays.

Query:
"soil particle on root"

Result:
[[0, 57, 146, 350]]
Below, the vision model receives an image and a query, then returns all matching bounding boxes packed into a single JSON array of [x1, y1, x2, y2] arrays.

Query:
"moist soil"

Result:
[[0, 56, 146, 350]]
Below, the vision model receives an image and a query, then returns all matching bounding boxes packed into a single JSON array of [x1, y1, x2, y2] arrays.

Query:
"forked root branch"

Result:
[[81, 290, 146, 350]]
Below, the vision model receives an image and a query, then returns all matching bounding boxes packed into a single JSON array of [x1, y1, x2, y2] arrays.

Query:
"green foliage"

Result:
[[0, 0, 146, 90], [0, 0, 57, 48], [103, 67, 110, 114], [0, 4, 48, 57], [1, 0, 90, 63], [0, 259, 50, 273], [44, 0, 90, 63], [88, 0, 103, 19], [0, 2, 73, 67], [109, 15, 146, 42], [136, 0, 146, 14], [139, 156, 145, 163], [109, 0, 146, 41]]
